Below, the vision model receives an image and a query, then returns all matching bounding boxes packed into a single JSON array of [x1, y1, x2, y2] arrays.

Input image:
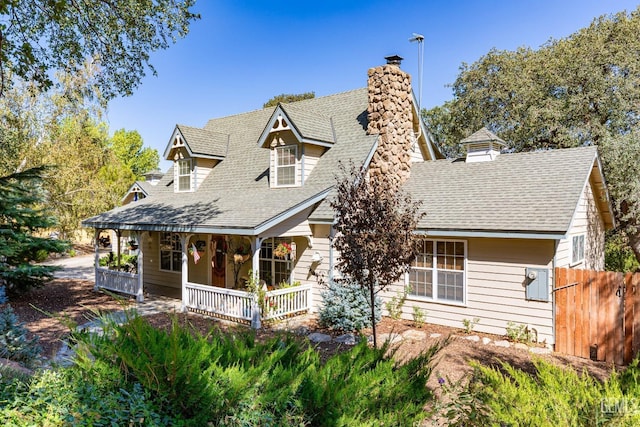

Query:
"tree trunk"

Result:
[[370, 284, 377, 348]]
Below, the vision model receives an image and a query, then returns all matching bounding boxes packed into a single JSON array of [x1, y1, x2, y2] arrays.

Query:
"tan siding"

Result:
[[142, 232, 181, 289], [293, 224, 332, 313], [380, 237, 557, 344], [194, 159, 217, 189], [260, 207, 314, 238], [564, 180, 606, 270], [187, 234, 210, 285], [302, 145, 325, 182]]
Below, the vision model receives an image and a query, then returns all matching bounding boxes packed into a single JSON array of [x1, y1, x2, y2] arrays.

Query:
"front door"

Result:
[[211, 236, 226, 287]]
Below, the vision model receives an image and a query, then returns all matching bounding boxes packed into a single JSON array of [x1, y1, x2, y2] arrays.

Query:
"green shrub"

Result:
[[0, 286, 41, 367], [433, 359, 603, 426], [297, 337, 446, 426], [505, 321, 535, 343], [385, 286, 409, 320], [462, 317, 480, 334], [319, 279, 382, 332], [412, 306, 427, 327]]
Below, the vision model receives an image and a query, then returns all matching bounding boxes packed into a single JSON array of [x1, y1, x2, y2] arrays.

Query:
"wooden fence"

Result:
[[554, 267, 640, 365]]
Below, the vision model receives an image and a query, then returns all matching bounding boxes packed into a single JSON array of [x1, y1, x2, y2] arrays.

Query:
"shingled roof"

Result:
[[83, 88, 377, 234], [405, 145, 613, 236]]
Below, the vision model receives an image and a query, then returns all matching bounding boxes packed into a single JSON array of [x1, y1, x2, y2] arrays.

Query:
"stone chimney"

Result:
[[367, 55, 414, 186]]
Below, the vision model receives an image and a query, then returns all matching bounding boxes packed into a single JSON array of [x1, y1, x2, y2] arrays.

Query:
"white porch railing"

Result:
[[95, 267, 140, 298], [263, 285, 312, 320], [185, 282, 254, 322], [184, 282, 311, 322]]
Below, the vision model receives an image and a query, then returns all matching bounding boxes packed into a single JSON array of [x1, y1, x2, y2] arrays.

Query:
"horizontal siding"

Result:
[[142, 232, 181, 289], [563, 180, 606, 270], [261, 207, 314, 238], [379, 237, 557, 344], [303, 145, 325, 182], [194, 159, 217, 190], [294, 225, 332, 313]]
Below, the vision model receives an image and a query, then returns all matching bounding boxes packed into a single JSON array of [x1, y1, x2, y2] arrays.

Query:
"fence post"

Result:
[[251, 293, 261, 329]]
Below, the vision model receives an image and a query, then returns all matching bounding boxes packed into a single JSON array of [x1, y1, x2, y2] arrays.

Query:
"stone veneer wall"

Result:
[[366, 63, 414, 186]]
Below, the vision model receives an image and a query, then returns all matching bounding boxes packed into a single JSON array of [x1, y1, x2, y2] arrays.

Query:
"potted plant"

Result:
[[128, 239, 138, 250]]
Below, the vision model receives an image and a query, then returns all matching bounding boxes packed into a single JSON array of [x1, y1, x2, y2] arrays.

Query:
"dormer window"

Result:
[[177, 159, 192, 192], [275, 145, 297, 186]]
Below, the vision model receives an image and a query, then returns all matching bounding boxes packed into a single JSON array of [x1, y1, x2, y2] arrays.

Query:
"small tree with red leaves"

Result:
[[330, 162, 425, 348]]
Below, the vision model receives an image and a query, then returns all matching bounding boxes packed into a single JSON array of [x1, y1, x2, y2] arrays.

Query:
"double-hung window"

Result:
[[259, 238, 292, 286], [572, 234, 585, 265], [275, 146, 296, 186], [160, 232, 182, 272], [177, 159, 192, 192], [409, 239, 466, 304]]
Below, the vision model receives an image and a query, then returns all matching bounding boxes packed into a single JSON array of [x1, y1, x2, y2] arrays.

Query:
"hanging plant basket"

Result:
[[273, 242, 292, 259]]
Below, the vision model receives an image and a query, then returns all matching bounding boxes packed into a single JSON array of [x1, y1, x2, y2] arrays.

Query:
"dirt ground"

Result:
[[8, 278, 615, 389]]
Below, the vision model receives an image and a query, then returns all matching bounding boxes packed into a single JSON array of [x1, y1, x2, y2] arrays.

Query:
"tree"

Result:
[[424, 8, 640, 154], [110, 129, 160, 178], [0, 167, 69, 296], [38, 117, 135, 239], [422, 7, 640, 261], [263, 92, 315, 108], [600, 130, 640, 264], [330, 162, 424, 347], [0, 0, 199, 100]]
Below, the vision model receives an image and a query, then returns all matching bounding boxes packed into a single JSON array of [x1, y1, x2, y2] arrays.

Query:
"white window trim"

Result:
[[259, 237, 294, 286], [570, 234, 585, 266], [159, 232, 182, 274], [274, 145, 298, 187], [176, 159, 193, 192], [407, 238, 467, 306]]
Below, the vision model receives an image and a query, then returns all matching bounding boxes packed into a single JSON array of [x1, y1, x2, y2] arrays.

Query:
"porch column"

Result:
[[251, 237, 263, 280], [251, 237, 263, 329], [136, 233, 145, 302], [180, 234, 189, 311], [116, 229, 122, 269], [93, 229, 100, 291]]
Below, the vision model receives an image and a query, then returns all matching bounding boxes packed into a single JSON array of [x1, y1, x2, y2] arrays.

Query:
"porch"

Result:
[[94, 267, 312, 325]]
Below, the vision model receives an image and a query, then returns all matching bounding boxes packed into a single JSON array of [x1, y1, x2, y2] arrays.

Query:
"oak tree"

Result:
[[422, 7, 640, 261]]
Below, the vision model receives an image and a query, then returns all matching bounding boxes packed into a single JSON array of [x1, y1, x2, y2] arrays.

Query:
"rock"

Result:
[[514, 343, 529, 351], [482, 337, 492, 345], [295, 326, 309, 336], [335, 334, 357, 345], [494, 340, 511, 348], [307, 332, 332, 343], [465, 335, 480, 342], [378, 333, 403, 345], [430, 333, 442, 339], [529, 346, 552, 355], [402, 330, 427, 341]]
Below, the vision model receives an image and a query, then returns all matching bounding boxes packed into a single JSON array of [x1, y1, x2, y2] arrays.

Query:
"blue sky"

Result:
[[106, 1, 640, 170]]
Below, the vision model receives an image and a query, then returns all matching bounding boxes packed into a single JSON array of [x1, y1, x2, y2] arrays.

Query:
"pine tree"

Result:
[[0, 167, 69, 296], [319, 279, 381, 332]]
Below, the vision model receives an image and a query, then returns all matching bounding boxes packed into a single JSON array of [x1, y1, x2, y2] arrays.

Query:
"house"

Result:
[[83, 56, 614, 345]]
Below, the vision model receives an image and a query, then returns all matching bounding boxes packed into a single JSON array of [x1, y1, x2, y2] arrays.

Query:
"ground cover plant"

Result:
[[433, 357, 640, 426], [0, 312, 445, 426]]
